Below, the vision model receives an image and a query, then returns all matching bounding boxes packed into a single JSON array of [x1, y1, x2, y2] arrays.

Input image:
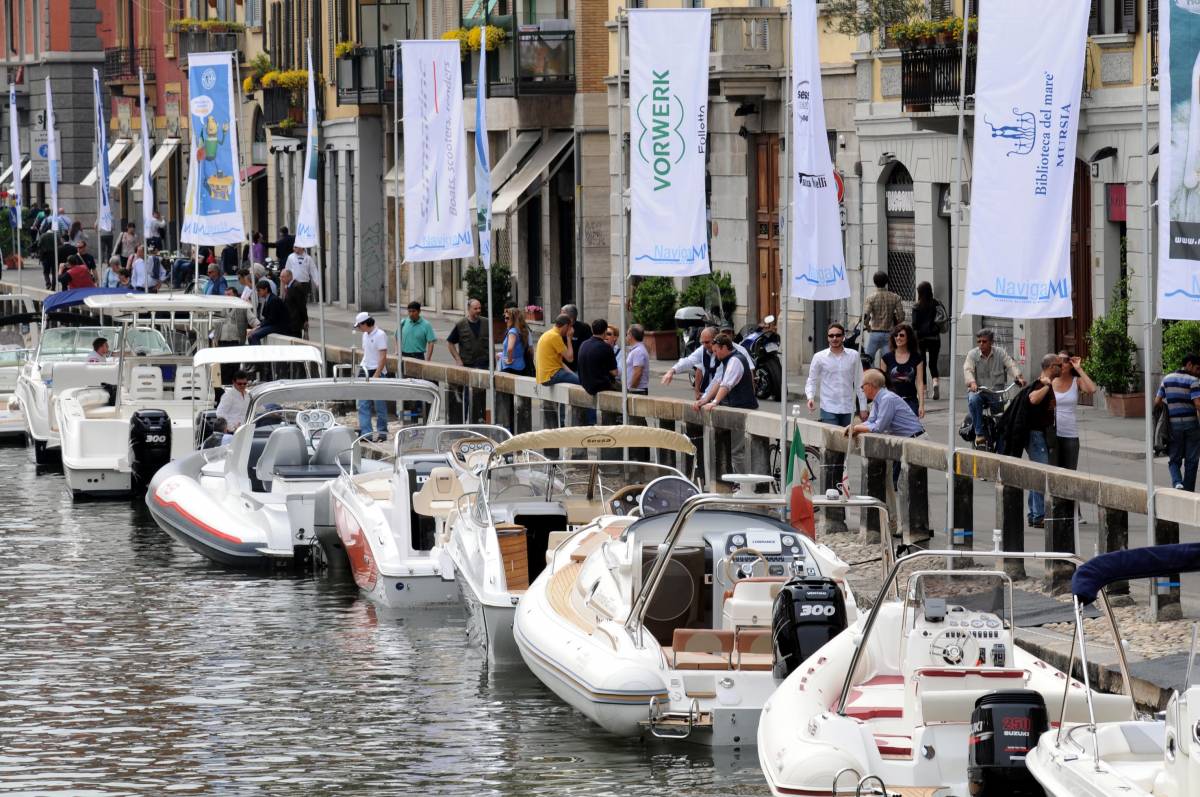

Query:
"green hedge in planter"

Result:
[[631, 276, 677, 332], [678, 271, 737, 324], [1084, 279, 1138, 395], [464, 264, 513, 318], [1163, 320, 1200, 375]]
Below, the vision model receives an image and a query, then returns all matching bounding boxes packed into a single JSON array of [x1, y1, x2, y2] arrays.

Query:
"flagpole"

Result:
[[779, 0, 792, 489], [617, 9, 629, 425], [1141, 0, 1157, 619], [393, 40, 403, 380], [944, 0, 972, 534]]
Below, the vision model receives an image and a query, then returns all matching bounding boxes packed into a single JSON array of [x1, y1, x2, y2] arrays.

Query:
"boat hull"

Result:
[[63, 464, 132, 498], [457, 575, 520, 664]]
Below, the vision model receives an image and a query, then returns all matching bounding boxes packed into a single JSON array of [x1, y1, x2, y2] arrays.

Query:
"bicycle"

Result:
[[962, 382, 1020, 453]]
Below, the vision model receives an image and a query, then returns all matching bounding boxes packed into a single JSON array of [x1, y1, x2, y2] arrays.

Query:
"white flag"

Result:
[[962, 1, 1088, 319], [1158, 1, 1200, 318], [475, 42, 492, 270], [402, 40, 474, 262], [294, 44, 320, 248], [181, 52, 245, 246], [8, 84, 21, 214], [45, 77, 58, 234], [790, 0, 848, 300], [92, 69, 113, 232], [138, 68, 154, 242], [628, 8, 711, 277]]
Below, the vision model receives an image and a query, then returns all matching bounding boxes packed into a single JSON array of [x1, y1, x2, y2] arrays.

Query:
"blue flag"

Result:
[[474, 40, 492, 270]]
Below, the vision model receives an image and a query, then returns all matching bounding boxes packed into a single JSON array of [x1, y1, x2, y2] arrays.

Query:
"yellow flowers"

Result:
[[442, 24, 506, 58]]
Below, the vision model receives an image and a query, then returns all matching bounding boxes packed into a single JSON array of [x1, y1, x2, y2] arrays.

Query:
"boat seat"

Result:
[[671, 628, 734, 670], [272, 464, 344, 479], [129, 365, 163, 400], [412, 466, 464, 519], [173, 365, 207, 401], [562, 495, 604, 526], [732, 628, 774, 671], [47, 362, 119, 392], [721, 577, 786, 629], [255, 426, 308, 488], [312, 426, 355, 466]]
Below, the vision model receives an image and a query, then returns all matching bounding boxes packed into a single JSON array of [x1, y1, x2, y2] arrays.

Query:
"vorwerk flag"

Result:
[[402, 40, 474, 262], [92, 69, 112, 232], [475, 41, 492, 270], [1159, 0, 1200, 318], [294, 44, 320, 249], [138, 68, 155, 243], [44, 77, 58, 234], [962, 0, 1088, 319], [181, 52, 245, 245], [628, 8, 711, 277], [790, 0, 849, 301]]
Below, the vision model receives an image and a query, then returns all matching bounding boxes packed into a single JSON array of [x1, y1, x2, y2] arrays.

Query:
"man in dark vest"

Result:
[[693, 334, 758, 471], [446, 298, 489, 422]]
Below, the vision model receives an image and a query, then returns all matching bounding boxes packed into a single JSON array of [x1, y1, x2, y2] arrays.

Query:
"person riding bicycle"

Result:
[[964, 328, 1025, 447]]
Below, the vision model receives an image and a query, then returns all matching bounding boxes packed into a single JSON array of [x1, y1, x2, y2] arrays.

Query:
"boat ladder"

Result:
[[832, 769, 897, 797], [643, 696, 708, 739]]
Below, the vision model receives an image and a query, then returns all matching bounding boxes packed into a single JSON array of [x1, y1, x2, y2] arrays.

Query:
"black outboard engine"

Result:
[[771, 577, 848, 679], [130, 409, 172, 487], [967, 690, 1048, 796]]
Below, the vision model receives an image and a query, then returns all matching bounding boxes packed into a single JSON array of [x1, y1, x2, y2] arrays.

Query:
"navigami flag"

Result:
[[962, 1, 1088, 319], [45, 78, 58, 234], [181, 52, 245, 245], [475, 42, 492, 270], [8, 84, 21, 214], [92, 69, 112, 232], [402, 40, 474, 262], [295, 45, 320, 248], [138, 68, 155, 243], [628, 8, 711, 277], [790, 0, 849, 300]]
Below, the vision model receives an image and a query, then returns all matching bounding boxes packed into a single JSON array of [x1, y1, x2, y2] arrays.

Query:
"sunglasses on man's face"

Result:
[[828, 333, 844, 339]]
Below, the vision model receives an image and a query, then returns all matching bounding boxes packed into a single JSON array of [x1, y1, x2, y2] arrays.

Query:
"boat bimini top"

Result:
[[244, 377, 442, 423], [193, 344, 325, 370], [82, 293, 252, 315], [489, 425, 696, 462]]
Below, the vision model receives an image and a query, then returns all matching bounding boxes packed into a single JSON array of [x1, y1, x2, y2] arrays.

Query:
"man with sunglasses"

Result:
[[215, 370, 252, 432], [806, 322, 868, 426]]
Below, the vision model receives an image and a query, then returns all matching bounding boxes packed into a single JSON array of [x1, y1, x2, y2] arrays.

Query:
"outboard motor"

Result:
[[771, 576, 848, 679], [967, 690, 1048, 796], [130, 409, 172, 487]]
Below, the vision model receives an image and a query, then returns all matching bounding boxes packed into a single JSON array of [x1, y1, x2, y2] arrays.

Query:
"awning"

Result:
[[468, 130, 540, 208], [4, 159, 30, 190], [81, 138, 132, 187], [109, 146, 143, 190], [492, 130, 573, 216], [0, 158, 17, 185], [240, 165, 266, 184], [131, 138, 181, 192]]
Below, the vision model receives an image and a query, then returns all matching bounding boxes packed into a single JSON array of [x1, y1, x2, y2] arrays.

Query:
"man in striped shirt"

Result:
[[1155, 354, 1200, 491]]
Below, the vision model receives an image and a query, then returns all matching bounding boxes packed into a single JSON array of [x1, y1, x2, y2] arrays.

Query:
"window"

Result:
[[246, 0, 263, 28], [1089, 0, 1138, 35], [929, 0, 953, 20], [7, 0, 17, 56], [165, 0, 178, 57]]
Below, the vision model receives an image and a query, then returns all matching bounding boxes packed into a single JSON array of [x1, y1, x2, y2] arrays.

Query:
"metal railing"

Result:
[[179, 30, 244, 69], [463, 29, 575, 97], [103, 47, 155, 83], [336, 44, 399, 105], [900, 43, 976, 112]]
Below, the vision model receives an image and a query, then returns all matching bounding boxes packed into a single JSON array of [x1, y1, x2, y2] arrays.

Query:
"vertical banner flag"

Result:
[[8, 84, 22, 216], [790, 0, 849, 300], [294, 45, 320, 248], [402, 40, 474, 262], [138, 68, 154, 242], [180, 52, 245, 245], [475, 42, 492, 269], [92, 69, 112, 232], [628, 8, 711, 277], [45, 77, 58, 234], [962, 1, 1088, 318], [1159, 1, 1200, 318]]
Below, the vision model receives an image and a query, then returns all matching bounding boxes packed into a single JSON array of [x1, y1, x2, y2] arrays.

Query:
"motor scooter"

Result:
[[737, 316, 782, 401]]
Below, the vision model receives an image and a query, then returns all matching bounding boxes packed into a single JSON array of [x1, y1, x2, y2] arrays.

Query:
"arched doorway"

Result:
[[884, 164, 916, 301], [1055, 159, 1093, 359]]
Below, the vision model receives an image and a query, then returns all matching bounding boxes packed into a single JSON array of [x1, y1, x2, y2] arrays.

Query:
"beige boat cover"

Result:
[[491, 425, 696, 457]]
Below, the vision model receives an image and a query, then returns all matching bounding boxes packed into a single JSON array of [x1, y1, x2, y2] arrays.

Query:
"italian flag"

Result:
[[787, 424, 816, 539]]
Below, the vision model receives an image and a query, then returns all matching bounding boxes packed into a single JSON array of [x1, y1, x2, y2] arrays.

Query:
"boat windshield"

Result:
[[484, 460, 683, 506], [37, 326, 171, 362], [396, 425, 511, 457], [903, 571, 1014, 632]]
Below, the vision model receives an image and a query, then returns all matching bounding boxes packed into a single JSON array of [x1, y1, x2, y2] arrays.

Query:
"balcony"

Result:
[[464, 29, 575, 98], [103, 47, 155, 83], [179, 29, 245, 69], [262, 87, 305, 130], [900, 43, 976, 114], [336, 45, 398, 105]]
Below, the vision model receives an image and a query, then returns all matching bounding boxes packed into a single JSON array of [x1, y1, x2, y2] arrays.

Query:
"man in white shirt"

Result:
[[129, 245, 148, 292], [284, 246, 314, 303], [662, 325, 752, 400], [355, 311, 390, 442], [215, 370, 252, 431], [691, 334, 757, 471], [806, 322, 869, 426], [86, 337, 109, 363]]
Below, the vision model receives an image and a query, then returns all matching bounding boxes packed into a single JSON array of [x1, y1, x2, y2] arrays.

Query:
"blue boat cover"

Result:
[[1072, 543, 1200, 604], [41, 287, 131, 313]]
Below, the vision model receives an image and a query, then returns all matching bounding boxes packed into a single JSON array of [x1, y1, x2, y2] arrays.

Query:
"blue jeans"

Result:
[[1026, 430, 1049, 522], [967, 390, 1003, 436], [545, 369, 580, 386], [819, 410, 852, 426], [248, 324, 278, 345], [1168, 425, 1200, 491], [358, 367, 389, 438], [864, 331, 890, 367]]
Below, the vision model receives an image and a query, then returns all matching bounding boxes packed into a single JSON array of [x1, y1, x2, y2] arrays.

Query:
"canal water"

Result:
[[0, 444, 766, 796]]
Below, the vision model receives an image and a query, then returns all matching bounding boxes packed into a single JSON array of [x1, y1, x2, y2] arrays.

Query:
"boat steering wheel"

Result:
[[929, 629, 980, 667], [722, 547, 770, 587]]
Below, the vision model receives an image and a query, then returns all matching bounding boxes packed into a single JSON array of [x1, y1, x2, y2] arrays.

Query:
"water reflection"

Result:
[[0, 447, 766, 795]]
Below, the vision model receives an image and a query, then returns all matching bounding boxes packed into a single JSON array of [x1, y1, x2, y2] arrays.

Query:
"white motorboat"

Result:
[[514, 489, 861, 746], [146, 376, 440, 569], [55, 294, 252, 497], [0, 294, 40, 437], [1026, 543, 1200, 797], [325, 423, 512, 607], [446, 425, 701, 665], [15, 288, 172, 464], [757, 547, 1136, 797]]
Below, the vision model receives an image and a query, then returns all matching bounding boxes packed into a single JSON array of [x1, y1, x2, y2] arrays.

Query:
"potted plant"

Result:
[[335, 40, 359, 59], [631, 276, 679, 360], [935, 17, 961, 46], [887, 21, 915, 49], [441, 28, 470, 58], [1164, 320, 1200, 374], [1084, 279, 1142, 417], [967, 16, 978, 44], [525, 304, 544, 323], [465, 263, 514, 337], [914, 20, 937, 48], [678, 271, 737, 324]]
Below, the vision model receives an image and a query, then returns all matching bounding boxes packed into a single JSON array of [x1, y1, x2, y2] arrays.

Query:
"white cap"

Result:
[[353, 311, 370, 327]]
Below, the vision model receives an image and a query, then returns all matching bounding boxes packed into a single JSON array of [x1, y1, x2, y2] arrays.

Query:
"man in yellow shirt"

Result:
[[536, 314, 579, 385]]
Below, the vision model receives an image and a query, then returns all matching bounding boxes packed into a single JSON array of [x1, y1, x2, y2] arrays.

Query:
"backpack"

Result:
[[933, 299, 950, 334]]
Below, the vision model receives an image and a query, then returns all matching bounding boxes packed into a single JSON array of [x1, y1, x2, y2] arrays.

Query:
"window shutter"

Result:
[[1088, 0, 1100, 35], [268, 2, 278, 61], [1121, 0, 1137, 33], [282, 0, 292, 69], [930, 0, 953, 21]]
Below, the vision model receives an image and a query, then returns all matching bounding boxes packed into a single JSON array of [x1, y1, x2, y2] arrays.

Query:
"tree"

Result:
[[822, 0, 925, 42]]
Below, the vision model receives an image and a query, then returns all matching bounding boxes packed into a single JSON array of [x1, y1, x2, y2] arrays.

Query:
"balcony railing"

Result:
[[103, 47, 155, 83], [464, 29, 575, 98], [336, 44, 398, 105], [179, 30, 245, 69], [900, 43, 976, 112], [262, 86, 306, 129]]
